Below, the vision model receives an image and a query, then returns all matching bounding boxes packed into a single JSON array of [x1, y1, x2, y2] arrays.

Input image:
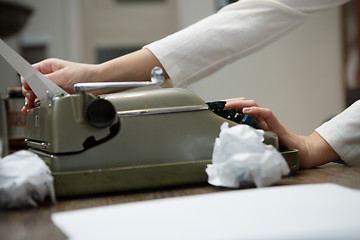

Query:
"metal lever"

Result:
[[73, 67, 165, 92]]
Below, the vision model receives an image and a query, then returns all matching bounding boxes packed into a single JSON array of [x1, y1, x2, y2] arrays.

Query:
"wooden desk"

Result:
[[1, 163, 360, 240]]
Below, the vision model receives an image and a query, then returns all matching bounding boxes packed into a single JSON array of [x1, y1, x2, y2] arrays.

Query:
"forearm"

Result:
[[92, 49, 172, 94], [145, 0, 349, 87], [98, 49, 169, 82]]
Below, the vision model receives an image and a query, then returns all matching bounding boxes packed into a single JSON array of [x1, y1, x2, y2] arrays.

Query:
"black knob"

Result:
[[85, 98, 116, 128]]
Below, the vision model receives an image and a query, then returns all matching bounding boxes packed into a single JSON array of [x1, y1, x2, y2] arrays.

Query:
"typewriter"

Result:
[[0, 38, 297, 196], [24, 68, 298, 196]]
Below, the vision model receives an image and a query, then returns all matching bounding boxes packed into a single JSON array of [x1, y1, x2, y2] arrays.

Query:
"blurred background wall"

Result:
[[0, 0, 349, 136]]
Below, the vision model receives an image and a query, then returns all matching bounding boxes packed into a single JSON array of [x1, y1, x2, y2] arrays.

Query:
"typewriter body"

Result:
[[0, 40, 298, 196], [25, 87, 298, 196]]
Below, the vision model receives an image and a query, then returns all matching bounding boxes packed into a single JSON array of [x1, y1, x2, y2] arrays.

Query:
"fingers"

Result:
[[225, 98, 267, 128], [33, 59, 55, 74], [21, 59, 60, 100], [21, 77, 30, 90], [225, 98, 276, 126], [21, 75, 38, 114], [224, 98, 280, 132], [20, 58, 66, 114], [20, 77, 35, 114], [20, 92, 36, 115], [21, 79, 36, 101], [243, 106, 296, 148], [21, 96, 34, 114], [224, 97, 259, 112], [21, 81, 35, 96], [242, 107, 281, 130], [225, 98, 302, 153], [33, 58, 65, 74]]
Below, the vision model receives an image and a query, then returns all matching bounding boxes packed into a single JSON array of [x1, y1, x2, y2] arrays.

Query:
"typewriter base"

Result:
[[31, 148, 298, 196]]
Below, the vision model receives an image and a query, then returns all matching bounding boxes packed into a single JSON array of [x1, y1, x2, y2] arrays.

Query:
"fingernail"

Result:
[[243, 107, 251, 112]]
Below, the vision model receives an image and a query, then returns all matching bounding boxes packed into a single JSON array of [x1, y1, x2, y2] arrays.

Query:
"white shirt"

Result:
[[145, 0, 359, 165], [144, 0, 349, 88], [316, 100, 360, 166]]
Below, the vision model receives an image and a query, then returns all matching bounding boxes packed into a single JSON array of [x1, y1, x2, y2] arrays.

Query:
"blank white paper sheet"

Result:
[[52, 183, 360, 240]]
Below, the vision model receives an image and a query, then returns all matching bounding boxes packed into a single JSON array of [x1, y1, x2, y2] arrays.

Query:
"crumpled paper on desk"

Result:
[[0, 150, 55, 208], [206, 123, 290, 188]]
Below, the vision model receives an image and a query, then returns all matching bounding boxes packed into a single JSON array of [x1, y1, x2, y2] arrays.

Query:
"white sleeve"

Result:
[[316, 100, 360, 166], [144, 0, 349, 87]]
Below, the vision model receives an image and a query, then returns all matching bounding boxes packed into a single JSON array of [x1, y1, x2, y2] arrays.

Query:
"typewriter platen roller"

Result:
[[25, 84, 298, 196]]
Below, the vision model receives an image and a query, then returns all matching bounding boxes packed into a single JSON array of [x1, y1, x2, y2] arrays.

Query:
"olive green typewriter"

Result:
[[0, 39, 298, 196], [23, 67, 298, 196], [0, 38, 298, 196]]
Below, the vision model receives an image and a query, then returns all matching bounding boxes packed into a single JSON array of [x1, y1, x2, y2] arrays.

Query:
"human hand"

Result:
[[225, 97, 294, 141], [225, 98, 339, 168], [225, 98, 310, 166], [21, 58, 100, 114]]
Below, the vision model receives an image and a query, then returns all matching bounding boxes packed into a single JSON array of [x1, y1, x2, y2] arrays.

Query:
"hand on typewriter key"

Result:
[[224, 98, 339, 169]]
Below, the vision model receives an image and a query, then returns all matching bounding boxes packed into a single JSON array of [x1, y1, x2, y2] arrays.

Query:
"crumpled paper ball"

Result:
[[206, 122, 290, 188], [0, 150, 55, 208]]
